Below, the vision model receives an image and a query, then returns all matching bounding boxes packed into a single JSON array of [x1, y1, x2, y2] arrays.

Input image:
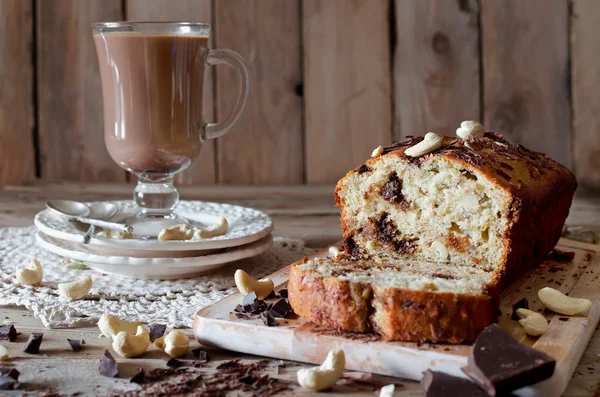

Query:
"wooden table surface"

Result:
[[1, 182, 599, 396]]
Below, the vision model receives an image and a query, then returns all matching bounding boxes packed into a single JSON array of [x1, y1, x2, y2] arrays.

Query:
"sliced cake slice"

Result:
[[335, 133, 576, 284], [288, 254, 499, 343]]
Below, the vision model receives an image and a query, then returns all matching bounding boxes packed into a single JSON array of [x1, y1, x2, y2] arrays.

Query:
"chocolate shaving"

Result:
[[67, 338, 85, 352], [191, 348, 210, 362], [0, 375, 19, 390], [260, 311, 276, 327], [278, 288, 288, 298], [269, 299, 290, 318], [511, 298, 529, 321], [99, 350, 118, 378], [0, 368, 19, 380], [148, 324, 167, 342], [0, 325, 17, 342], [23, 333, 43, 354], [216, 358, 242, 370], [144, 367, 177, 382], [549, 249, 576, 262], [129, 368, 145, 384]]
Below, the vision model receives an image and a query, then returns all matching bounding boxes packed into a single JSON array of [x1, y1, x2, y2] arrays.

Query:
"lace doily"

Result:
[[0, 226, 313, 329]]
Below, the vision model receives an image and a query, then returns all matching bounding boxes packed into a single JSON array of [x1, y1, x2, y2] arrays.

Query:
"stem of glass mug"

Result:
[[132, 175, 179, 217], [202, 49, 251, 140]]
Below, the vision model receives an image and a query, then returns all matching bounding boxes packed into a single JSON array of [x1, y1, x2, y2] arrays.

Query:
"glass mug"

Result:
[[92, 22, 249, 237]]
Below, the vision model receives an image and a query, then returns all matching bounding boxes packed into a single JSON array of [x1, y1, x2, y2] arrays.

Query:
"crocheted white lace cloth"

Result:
[[0, 226, 313, 329]]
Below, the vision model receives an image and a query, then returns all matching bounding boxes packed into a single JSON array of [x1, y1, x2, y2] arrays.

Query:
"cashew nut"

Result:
[[516, 308, 548, 336], [196, 217, 228, 239], [234, 269, 274, 300], [405, 132, 443, 157], [158, 224, 195, 241], [0, 344, 8, 361], [538, 287, 592, 315], [297, 349, 345, 391], [430, 240, 448, 261], [379, 384, 395, 397], [58, 276, 92, 300], [16, 258, 43, 286], [328, 246, 341, 257], [98, 314, 141, 340], [112, 325, 150, 358], [456, 120, 485, 139], [371, 145, 384, 158], [155, 330, 189, 358], [97, 230, 132, 239]]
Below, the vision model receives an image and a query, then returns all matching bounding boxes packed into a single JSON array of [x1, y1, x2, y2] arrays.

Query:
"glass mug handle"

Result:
[[202, 49, 250, 140]]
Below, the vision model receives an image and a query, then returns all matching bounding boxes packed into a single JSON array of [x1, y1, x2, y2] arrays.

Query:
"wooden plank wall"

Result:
[[0, 0, 598, 191]]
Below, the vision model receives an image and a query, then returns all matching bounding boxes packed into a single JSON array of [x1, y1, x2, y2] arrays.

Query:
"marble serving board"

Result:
[[194, 238, 600, 397]]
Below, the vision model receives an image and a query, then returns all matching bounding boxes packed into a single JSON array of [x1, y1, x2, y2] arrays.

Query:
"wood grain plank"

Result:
[[304, 0, 392, 183], [0, 0, 35, 185], [126, 0, 216, 185], [571, 0, 600, 191], [393, 0, 480, 140], [214, 0, 303, 185], [36, 0, 126, 181], [482, 0, 571, 167]]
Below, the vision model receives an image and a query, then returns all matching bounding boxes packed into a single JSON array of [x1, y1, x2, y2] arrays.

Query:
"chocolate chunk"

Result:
[[549, 249, 576, 262], [260, 311, 276, 326], [510, 298, 529, 321], [356, 164, 372, 174], [191, 348, 211, 362], [99, 350, 118, 378], [422, 370, 489, 397], [22, 333, 43, 354], [265, 290, 277, 299], [0, 325, 17, 342], [270, 299, 290, 318], [165, 357, 184, 368], [67, 338, 85, 352], [0, 368, 19, 380], [234, 304, 244, 313], [129, 368, 145, 384], [148, 323, 167, 342], [381, 173, 405, 204], [0, 375, 19, 390], [278, 288, 288, 298], [462, 324, 555, 395], [243, 292, 258, 306]]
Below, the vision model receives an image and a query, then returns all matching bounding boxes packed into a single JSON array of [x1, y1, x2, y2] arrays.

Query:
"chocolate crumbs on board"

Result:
[[0, 325, 17, 342], [23, 333, 43, 354]]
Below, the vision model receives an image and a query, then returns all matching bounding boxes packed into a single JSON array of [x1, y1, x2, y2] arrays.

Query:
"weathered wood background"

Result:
[[0, 0, 597, 190]]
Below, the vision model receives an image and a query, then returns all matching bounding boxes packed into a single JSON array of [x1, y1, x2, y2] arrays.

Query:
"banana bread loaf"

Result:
[[288, 253, 498, 343], [335, 132, 576, 284]]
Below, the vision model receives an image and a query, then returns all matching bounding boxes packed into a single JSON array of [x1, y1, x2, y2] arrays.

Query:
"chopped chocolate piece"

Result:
[[0, 325, 17, 342], [278, 288, 288, 298], [166, 357, 184, 368], [269, 298, 290, 318], [234, 304, 244, 313], [357, 164, 373, 174], [510, 298, 529, 320], [129, 368, 145, 384], [462, 324, 555, 395], [549, 249, 576, 262], [148, 323, 167, 342], [191, 348, 210, 362], [0, 368, 19, 380], [0, 374, 19, 390], [243, 291, 258, 306], [22, 333, 43, 354], [422, 370, 489, 397], [260, 311, 276, 326], [265, 290, 277, 299], [99, 350, 118, 378], [67, 338, 85, 352]]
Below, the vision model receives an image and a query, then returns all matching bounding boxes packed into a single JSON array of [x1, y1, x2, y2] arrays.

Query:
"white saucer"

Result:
[[34, 200, 273, 252], [35, 232, 273, 279]]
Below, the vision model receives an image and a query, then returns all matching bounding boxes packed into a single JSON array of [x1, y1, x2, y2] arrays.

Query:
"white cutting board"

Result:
[[194, 238, 600, 397]]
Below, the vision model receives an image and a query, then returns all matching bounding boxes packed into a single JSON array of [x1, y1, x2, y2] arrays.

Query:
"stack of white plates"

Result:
[[34, 200, 273, 279]]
